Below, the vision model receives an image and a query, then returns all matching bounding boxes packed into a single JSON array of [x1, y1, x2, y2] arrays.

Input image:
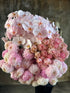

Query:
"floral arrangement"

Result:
[[0, 10, 69, 87]]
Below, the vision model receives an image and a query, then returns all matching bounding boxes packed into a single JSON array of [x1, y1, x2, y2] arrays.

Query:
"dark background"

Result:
[[0, 0, 70, 93]]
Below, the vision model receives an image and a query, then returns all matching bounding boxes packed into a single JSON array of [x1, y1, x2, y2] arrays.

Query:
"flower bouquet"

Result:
[[0, 10, 69, 87]]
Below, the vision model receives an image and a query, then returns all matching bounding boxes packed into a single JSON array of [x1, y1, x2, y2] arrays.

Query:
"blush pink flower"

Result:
[[62, 62, 68, 74], [29, 64, 39, 74], [49, 78, 58, 85], [22, 71, 33, 81], [0, 60, 5, 68], [6, 31, 13, 40], [21, 59, 32, 69], [1, 63, 14, 73], [23, 49, 34, 60], [2, 50, 8, 58], [8, 53, 22, 68], [45, 65, 60, 78], [41, 70, 47, 78], [8, 43, 18, 54], [10, 68, 24, 80], [10, 71, 18, 80], [44, 58, 52, 65]]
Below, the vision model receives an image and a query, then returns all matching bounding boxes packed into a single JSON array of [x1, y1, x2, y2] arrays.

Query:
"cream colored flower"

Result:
[[5, 41, 12, 49], [24, 39, 32, 49], [12, 36, 25, 46], [4, 53, 9, 63], [32, 81, 38, 87], [49, 78, 58, 85], [37, 77, 49, 85], [19, 78, 25, 84], [26, 77, 34, 85], [29, 64, 39, 74]]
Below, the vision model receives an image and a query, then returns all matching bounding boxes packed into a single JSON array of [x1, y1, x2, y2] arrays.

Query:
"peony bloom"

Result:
[[53, 60, 62, 71], [45, 65, 60, 78], [8, 53, 22, 68], [8, 43, 18, 54], [22, 71, 33, 82], [4, 52, 9, 63], [21, 59, 32, 69], [0, 60, 5, 68], [29, 64, 39, 74], [10, 68, 24, 80], [1, 63, 14, 73], [49, 78, 58, 85], [25, 76, 34, 85], [23, 49, 34, 60], [41, 70, 47, 78], [44, 58, 52, 65], [2, 50, 8, 58], [19, 77, 25, 84], [37, 77, 49, 85], [32, 81, 38, 87], [62, 62, 68, 74]]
